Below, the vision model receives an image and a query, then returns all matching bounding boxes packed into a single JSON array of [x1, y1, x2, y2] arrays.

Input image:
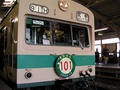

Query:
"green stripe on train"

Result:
[[17, 55, 95, 69]]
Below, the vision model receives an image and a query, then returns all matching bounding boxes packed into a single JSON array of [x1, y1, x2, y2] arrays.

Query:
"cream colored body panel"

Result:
[[0, 0, 95, 87], [17, 0, 95, 55], [17, 65, 95, 84]]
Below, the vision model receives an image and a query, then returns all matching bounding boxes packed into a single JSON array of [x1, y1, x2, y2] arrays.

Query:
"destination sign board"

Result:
[[76, 11, 89, 23], [29, 4, 49, 14]]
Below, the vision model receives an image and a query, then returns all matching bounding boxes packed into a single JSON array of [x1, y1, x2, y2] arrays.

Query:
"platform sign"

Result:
[[55, 54, 75, 78]]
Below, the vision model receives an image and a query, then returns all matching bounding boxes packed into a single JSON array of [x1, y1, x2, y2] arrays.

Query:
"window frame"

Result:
[[25, 17, 91, 48]]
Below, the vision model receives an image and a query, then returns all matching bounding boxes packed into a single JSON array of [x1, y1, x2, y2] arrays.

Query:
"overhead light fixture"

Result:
[[95, 27, 108, 32], [0, 18, 2, 22], [4, 0, 16, 2], [98, 32, 103, 36], [3, 0, 16, 6]]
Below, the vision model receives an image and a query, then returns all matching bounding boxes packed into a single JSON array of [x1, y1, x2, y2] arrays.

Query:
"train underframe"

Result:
[[12, 78, 97, 90]]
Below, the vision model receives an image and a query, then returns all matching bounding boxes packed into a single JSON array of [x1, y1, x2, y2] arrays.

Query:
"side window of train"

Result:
[[0, 26, 8, 51], [0, 28, 4, 53], [26, 18, 50, 45], [72, 25, 89, 48], [10, 19, 14, 44], [4, 27, 8, 50]]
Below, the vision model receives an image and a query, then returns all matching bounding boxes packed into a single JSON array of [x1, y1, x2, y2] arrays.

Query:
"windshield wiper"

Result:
[[78, 40, 84, 50]]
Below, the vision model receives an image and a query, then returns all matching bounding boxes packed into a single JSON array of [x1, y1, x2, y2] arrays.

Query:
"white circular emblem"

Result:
[[58, 0, 70, 11], [59, 58, 73, 74], [55, 54, 75, 78]]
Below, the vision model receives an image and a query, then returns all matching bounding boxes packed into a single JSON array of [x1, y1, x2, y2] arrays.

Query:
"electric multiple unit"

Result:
[[0, 0, 95, 89]]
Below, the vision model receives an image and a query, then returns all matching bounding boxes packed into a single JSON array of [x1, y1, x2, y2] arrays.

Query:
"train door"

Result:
[[8, 19, 15, 77], [0, 26, 5, 72], [0, 25, 9, 79]]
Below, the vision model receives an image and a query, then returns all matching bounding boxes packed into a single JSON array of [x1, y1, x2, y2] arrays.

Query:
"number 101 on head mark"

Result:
[[55, 54, 75, 78]]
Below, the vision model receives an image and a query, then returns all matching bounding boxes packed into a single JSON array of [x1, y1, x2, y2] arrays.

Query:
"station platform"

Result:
[[0, 79, 12, 90], [95, 63, 120, 90]]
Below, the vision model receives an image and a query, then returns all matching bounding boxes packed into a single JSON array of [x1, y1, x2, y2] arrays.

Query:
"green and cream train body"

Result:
[[0, 0, 95, 89]]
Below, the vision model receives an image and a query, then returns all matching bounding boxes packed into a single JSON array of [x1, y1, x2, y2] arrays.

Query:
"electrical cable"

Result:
[[86, 72, 97, 90], [80, 72, 90, 90]]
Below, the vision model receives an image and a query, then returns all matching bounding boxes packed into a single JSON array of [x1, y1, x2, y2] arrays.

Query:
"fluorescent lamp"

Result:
[[5, 0, 11, 1], [95, 27, 108, 32], [3, 0, 16, 5], [5, 0, 16, 1], [0, 18, 2, 22], [98, 32, 103, 36]]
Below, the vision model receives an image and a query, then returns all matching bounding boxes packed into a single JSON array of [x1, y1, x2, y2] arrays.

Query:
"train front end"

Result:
[[16, 0, 95, 89]]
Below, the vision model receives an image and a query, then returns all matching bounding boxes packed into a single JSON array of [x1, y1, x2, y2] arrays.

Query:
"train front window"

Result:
[[51, 22, 72, 46], [72, 25, 89, 48], [26, 18, 50, 45], [25, 18, 89, 48]]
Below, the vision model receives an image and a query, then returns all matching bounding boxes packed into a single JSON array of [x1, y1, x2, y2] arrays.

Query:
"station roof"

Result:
[[0, 0, 120, 39]]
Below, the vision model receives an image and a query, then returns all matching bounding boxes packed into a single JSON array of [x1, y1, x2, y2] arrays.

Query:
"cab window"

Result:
[[25, 17, 90, 48]]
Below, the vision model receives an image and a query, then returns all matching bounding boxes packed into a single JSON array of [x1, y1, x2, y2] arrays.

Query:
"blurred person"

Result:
[[95, 48, 99, 63], [102, 45, 109, 64]]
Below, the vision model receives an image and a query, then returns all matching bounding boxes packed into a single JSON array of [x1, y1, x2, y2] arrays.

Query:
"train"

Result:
[[0, 0, 95, 90]]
